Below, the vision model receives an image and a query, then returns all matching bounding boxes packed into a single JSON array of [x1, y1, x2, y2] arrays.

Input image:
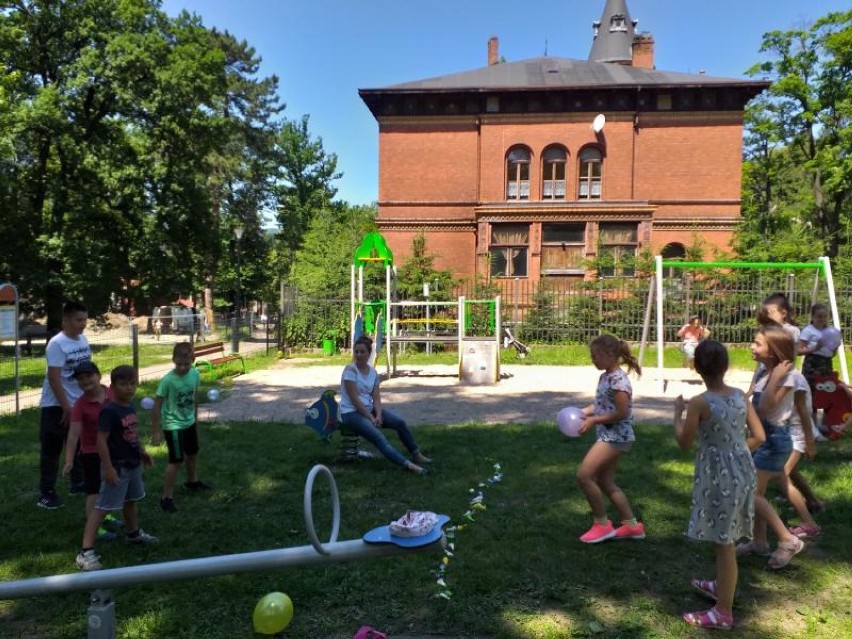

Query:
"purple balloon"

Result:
[[557, 406, 585, 438]]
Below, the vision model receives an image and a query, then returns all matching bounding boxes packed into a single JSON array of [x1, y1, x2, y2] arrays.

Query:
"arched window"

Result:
[[661, 243, 687, 278], [578, 147, 602, 200], [541, 146, 567, 200], [506, 146, 530, 200]]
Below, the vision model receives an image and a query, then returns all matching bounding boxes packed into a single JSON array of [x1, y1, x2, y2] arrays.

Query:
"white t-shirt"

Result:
[[40, 332, 92, 407], [787, 370, 811, 428], [753, 368, 796, 425], [339, 363, 379, 414], [799, 324, 841, 358]]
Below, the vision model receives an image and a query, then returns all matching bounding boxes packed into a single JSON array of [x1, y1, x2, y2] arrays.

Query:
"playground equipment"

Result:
[[0, 465, 446, 639], [350, 232, 502, 384], [641, 256, 848, 392]]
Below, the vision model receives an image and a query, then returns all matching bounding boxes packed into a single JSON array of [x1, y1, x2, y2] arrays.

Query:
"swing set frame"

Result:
[[645, 256, 848, 392]]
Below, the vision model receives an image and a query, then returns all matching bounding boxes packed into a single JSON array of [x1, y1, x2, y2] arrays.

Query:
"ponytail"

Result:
[[619, 340, 642, 377], [590, 334, 642, 377]]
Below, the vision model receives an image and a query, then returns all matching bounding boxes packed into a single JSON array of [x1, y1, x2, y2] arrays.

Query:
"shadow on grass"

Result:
[[0, 410, 850, 638]]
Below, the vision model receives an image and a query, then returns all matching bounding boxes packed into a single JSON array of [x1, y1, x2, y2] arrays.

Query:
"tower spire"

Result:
[[588, 0, 638, 64]]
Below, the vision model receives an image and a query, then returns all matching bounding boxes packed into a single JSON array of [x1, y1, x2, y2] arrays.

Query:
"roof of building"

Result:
[[360, 57, 767, 95], [588, 0, 637, 63]]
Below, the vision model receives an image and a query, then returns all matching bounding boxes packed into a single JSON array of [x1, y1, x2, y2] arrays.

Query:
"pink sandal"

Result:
[[767, 537, 804, 570], [683, 607, 734, 630], [690, 579, 717, 601]]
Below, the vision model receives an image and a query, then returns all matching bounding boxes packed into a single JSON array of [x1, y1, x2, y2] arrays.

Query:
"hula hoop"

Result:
[[303, 464, 341, 555]]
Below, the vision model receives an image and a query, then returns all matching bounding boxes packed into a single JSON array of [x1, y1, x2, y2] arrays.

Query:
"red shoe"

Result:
[[614, 522, 646, 540], [580, 521, 615, 544]]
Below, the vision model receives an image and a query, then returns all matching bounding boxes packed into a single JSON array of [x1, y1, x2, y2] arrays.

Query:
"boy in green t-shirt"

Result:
[[151, 342, 210, 512]]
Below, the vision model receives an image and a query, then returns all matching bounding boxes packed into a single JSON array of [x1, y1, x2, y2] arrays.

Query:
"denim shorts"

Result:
[[752, 423, 792, 472], [603, 440, 633, 453]]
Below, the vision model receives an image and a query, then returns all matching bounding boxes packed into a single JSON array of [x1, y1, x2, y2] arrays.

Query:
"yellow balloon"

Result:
[[252, 592, 294, 635]]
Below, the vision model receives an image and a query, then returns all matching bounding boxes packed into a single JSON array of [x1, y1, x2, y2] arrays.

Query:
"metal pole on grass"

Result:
[[0, 465, 446, 639], [130, 323, 139, 375]]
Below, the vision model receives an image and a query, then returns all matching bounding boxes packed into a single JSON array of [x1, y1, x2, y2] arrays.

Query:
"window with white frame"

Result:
[[598, 222, 638, 277], [578, 147, 602, 200], [490, 223, 529, 277], [542, 223, 586, 273], [506, 147, 530, 200], [541, 146, 567, 200]]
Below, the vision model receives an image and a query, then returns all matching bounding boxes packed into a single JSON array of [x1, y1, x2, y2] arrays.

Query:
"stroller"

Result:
[[502, 326, 531, 358]]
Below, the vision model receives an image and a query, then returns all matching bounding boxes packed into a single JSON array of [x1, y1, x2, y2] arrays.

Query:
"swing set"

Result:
[[640, 256, 848, 392]]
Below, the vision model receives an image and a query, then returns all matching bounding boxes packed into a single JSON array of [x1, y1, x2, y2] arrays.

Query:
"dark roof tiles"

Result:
[[364, 57, 763, 94]]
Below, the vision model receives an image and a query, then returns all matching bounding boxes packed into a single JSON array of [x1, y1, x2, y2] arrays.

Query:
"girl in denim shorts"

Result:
[[738, 325, 806, 569]]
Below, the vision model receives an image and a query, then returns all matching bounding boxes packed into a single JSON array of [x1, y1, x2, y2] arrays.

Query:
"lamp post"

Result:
[[233, 225, 244, 353]]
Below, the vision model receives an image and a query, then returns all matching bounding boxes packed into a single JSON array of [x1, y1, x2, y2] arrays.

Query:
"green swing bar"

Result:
[[652, 256, 848, 388]]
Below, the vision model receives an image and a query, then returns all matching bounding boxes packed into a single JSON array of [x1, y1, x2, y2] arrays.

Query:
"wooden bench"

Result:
[[193, 341, 245, 375]]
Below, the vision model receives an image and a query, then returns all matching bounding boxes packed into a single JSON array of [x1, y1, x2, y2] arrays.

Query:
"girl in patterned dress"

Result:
[[674, 341, 764, 630], [575, 334, 644, 544]]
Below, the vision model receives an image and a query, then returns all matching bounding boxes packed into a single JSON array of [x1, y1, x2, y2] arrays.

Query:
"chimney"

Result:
[[631, 33, 654, 68], [488, 36, 499, 66]]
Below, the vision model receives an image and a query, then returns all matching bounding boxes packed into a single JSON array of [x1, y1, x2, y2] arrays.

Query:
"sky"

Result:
[[160, 0, 850, 207]]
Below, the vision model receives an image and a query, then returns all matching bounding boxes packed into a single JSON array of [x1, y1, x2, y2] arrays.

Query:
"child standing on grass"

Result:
[[782, 374, 823, 537], [63, 361, 122, 541], [151, 342, 210, 513], [576, 334, 645, 543], [76, 366, 157, 571], [737, 325, 806, 570], [674, 341, 764, 630], [38, 300, 91, 509]]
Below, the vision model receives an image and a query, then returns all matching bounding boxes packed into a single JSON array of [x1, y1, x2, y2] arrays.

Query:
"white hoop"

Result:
[[303, 464, 340, 555]]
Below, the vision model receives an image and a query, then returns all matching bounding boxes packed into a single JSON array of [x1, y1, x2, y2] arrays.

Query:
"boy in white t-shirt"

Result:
[[37, 301, 91, 509]]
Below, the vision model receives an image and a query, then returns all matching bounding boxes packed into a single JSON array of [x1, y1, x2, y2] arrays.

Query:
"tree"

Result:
[[739, 11, 852, 261], [288, 201, 376, 298], [395, 231, 457, 302], [272, 116, 341, 278], [0, 2, 289, 326]]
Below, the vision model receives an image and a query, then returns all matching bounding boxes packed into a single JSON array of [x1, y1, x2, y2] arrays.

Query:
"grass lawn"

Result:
[[1, 397, 850, 638]]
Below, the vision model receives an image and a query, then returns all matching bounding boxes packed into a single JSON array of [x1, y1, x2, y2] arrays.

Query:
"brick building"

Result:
[[359, 0, 769, 287]]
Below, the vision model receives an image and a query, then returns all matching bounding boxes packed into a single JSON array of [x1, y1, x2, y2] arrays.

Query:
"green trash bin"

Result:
[[322, 339, 336, 356]]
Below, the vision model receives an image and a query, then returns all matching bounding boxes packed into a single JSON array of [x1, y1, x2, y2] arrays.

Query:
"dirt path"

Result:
[[200, 360, 756, 426]]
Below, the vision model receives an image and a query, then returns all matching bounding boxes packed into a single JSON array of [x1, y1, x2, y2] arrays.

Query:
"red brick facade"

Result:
[[361, 31, 767, 287]]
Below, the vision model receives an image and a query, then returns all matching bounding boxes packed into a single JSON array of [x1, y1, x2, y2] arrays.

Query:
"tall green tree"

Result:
[[288, 201, 376, 298], [738, 10, 852, 261], [273, 115, 341, 279], [395, 231, 457, 302]]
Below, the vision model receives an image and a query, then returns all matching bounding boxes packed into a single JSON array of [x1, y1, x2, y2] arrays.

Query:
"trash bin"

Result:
[[460, 339, 498, 385], [322, 339, 336, 356]]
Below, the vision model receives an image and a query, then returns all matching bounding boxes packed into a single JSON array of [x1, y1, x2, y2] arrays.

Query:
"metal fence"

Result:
[[4, 269, 850, 415], [278, 270, 852, 349], [0, 313, 276, 416]]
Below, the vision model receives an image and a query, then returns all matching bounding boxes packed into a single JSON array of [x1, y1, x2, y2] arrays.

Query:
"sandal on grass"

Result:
[[735, 541, 770, 557], [768, 537, 804, 570], [690, 579, 717, 601], [683, 607, 733, 630]]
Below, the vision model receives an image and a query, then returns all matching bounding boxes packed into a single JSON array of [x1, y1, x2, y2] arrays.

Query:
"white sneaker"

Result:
[[126, 529, 158, 544], [76, 550, 102, 571]]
